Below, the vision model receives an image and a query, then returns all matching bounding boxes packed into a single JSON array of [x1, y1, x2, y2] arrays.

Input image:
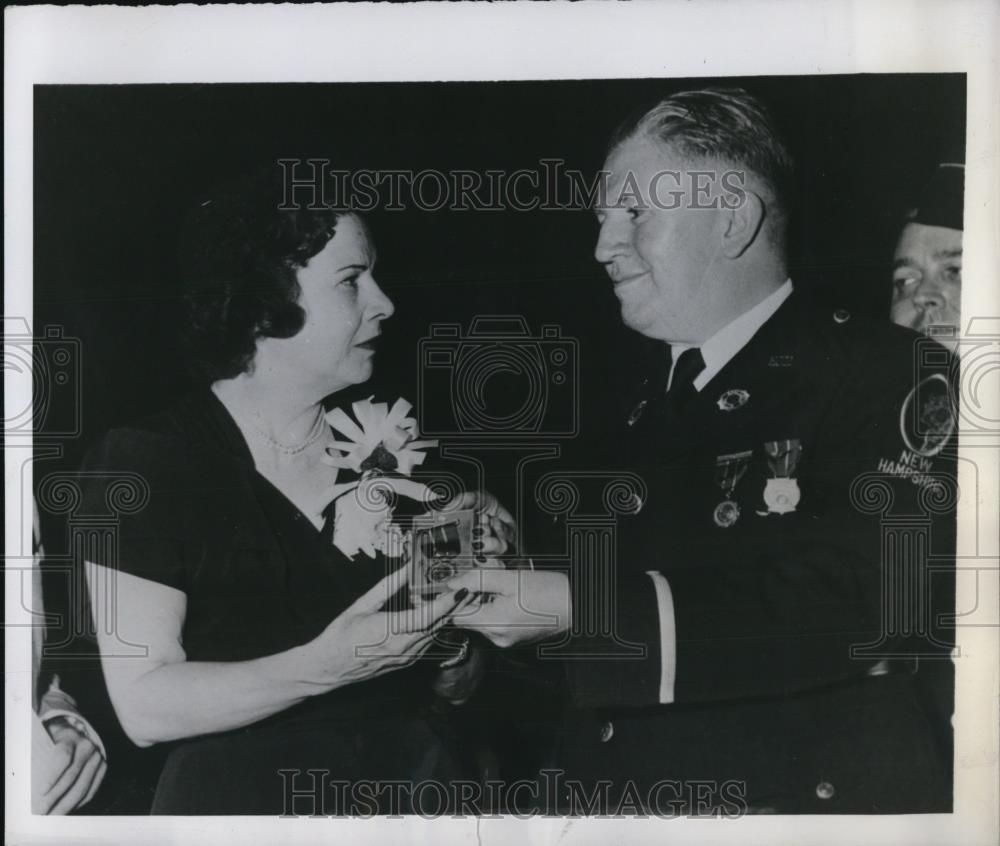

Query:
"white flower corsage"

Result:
[[322, 397, 439, 560]]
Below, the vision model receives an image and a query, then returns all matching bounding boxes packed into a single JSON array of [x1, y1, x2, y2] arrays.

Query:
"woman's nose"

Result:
[[367, 279, 395, 320]]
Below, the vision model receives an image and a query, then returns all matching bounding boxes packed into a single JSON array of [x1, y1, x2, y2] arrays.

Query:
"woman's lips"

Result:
[[355, 337, 380, 351]]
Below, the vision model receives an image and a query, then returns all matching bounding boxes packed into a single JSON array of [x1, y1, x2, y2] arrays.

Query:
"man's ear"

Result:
[[721, 190, 766, 259]]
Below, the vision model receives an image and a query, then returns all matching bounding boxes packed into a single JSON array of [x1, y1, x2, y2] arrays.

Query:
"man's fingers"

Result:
[[41, 741, 87, 807], [49, 747, 102, 815], [443, 561, 510, 596], [82, 758, 108, 807]]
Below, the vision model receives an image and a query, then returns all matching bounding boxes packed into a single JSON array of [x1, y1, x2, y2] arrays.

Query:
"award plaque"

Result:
[[409, 508, 478, 600]]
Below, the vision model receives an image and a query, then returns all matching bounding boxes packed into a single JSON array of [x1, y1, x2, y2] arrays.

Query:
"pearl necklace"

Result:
[[247, 410, 328, 455]]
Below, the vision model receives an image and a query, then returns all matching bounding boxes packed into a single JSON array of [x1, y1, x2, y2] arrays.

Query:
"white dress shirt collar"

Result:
[[667, 278, 794, 392]]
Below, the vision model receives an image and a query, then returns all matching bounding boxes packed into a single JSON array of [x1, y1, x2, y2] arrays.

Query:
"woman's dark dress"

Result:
[[81, 390, 464, 814]]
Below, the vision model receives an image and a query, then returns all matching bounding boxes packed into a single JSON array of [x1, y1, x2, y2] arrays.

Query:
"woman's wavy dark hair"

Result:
[[179, 165, 347, 382]]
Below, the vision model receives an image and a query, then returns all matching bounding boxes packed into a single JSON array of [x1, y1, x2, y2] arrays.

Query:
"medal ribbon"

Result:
[[714, 450, 753, 497], [764, 439, 801, 478]]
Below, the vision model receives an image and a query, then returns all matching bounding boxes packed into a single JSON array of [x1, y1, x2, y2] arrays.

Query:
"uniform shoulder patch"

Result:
[[899, 373, 957, 458]]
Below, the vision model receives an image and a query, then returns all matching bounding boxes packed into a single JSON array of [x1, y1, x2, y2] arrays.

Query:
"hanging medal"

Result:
[[762, 439, 802, 515], [713, 449, 753, 527]]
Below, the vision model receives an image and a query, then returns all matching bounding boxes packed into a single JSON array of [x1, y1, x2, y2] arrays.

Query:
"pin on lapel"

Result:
[[716, 389, 750, 411], [627, 399, 648, 427]]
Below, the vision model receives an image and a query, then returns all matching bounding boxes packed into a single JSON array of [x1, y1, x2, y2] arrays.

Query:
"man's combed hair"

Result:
[[178, 166, 346, 382], [611, 87, 795, 240]]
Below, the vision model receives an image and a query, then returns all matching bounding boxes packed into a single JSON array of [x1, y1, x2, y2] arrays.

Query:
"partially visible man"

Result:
[[454, 87, 957, 814], [891, 162, 964, 350], [32, 500, 108, 814]]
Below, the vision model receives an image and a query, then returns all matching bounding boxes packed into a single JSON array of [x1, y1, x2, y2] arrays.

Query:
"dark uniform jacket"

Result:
[[554, 291, 957, 815]]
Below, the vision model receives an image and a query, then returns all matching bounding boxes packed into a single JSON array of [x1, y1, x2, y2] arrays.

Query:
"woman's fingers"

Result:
[[394, 586, 476, 635], [476, 533, 508, 556], [442, 491, 517, 534]]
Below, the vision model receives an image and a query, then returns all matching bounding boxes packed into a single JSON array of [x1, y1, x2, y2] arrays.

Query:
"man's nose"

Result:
[[912, 278, 944, 310], [594, 216, 628, 266]]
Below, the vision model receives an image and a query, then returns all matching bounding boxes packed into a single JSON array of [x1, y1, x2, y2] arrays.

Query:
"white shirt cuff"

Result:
[[39, 709, 107, 761], [645, 570, 676, 704]]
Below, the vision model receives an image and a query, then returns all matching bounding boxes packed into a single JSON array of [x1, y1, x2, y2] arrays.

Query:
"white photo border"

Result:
[[5, 2, 998, 845]]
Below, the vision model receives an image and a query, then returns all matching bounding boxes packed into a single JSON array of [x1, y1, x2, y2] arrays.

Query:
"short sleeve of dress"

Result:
[[79, 427, 197, 592]]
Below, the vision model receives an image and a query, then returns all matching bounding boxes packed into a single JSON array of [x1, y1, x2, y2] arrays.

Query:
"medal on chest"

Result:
[[713, 449, 753, 527], [761, 439, 802, 515]]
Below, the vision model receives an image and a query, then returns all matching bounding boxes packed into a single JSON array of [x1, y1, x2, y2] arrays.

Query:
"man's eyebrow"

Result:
[[891, 257, 917, 271], [933, 248, 963, 261]]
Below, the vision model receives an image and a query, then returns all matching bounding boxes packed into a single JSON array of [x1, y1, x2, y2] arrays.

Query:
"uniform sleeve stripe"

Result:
[[645, 570, 676, 704]]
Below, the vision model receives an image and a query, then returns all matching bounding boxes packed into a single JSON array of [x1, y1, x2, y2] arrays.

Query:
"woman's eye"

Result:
[[893, 275, 916, 290], [943, 265, 961, 283], [341, 275, 360, 289], [627, 207, 642, 220]]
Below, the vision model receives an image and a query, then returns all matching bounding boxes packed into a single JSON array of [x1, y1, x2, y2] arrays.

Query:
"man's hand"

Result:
[[34, 717, 107, 814], [431, 638, 489, 705], [446, 567, 572, 648]]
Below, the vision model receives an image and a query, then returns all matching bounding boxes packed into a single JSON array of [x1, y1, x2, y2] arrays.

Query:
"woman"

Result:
[[82, 167, 509, 814]]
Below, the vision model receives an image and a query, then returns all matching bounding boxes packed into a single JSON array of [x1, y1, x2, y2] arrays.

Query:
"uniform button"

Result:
[[599, 720, 614, 743], [815, 781, 835, 800], [833, 308, 851, 324]]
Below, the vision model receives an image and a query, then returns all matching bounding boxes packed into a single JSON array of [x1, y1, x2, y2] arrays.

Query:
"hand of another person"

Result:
[[430, 637, 489, 705], [34, 717, 107, 814], [444, 566, 572, 648], [307, 563, 476, 692]]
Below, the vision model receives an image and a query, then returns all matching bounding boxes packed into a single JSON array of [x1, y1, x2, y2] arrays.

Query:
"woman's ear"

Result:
[[721, 190, 766, 259]]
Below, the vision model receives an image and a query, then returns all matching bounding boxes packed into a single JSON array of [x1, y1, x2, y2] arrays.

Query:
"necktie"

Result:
[[665, 347, 706, 409]]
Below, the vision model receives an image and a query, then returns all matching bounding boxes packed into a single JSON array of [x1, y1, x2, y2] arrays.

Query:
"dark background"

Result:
[[30, 75, 966, 811], [34, 75, 966, 470]]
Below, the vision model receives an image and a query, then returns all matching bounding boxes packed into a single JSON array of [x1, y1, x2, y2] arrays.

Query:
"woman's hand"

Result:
[[443, 566, 572, 649], [440, 490, 517, 558], [306, 563, 476, 692]]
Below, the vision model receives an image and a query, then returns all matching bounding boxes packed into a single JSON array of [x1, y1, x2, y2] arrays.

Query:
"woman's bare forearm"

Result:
[[110, 641, 328, 747]]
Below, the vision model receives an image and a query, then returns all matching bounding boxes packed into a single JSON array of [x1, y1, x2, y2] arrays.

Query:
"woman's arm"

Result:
[[87, 561, 470, 747]]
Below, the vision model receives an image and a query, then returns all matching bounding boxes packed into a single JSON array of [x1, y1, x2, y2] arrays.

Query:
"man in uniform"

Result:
[[456, 87, 957, 814], [891, 162, 965, 351]]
